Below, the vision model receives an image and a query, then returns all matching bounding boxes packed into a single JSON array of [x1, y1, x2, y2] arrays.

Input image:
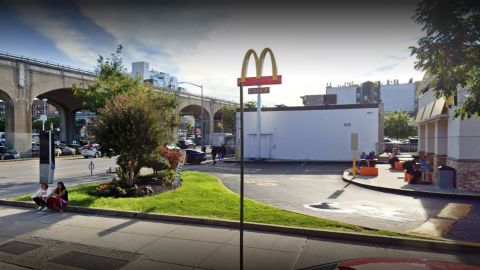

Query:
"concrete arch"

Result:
[[34, 88, 85, 144], [0, 89, 14, 148], [179, 104, 211, 145]]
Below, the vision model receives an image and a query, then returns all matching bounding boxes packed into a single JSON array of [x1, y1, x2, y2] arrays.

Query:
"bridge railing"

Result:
[[0, 51, 96, 76], [158, 88, 237, 105]]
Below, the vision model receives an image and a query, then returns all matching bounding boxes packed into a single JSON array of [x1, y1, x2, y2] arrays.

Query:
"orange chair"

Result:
[[394, 161, 403, 170], [404, 171, 414, 183], [359, 167, 379, 176]]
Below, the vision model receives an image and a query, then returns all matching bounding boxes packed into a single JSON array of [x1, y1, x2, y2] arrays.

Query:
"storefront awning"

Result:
[[416, 97, 447, 123]]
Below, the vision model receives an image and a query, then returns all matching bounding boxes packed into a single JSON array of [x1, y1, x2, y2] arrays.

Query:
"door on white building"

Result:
[[247, 134, 272, 159]]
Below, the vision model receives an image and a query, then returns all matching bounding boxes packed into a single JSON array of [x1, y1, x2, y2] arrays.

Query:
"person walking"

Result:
[[211, 146, 217, 165]]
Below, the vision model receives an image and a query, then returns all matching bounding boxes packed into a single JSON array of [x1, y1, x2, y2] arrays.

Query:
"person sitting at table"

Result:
[[403, 156, 421, 184], [366, 151, 377, 167], [388, 148, 400, 169]]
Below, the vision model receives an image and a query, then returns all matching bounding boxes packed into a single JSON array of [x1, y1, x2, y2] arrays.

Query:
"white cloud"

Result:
[[12, 2, 98, 66]]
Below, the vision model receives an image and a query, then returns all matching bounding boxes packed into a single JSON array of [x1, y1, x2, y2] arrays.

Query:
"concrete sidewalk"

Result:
[[0, 205, 479, 270], [343, 164, 480, 199]]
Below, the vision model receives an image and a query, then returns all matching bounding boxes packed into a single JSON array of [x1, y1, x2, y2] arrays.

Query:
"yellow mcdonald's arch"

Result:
[[239, 48, 279, 83]]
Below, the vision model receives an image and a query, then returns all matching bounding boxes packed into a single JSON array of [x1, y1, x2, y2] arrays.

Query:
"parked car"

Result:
[[0, 147, 20, 160], [185, 149, 206, 165], [305, 258, 479, 270], [67, 144, 82, 155], [184, 139, 196, 149], [59, 146, 75, 155], [54, 147, 62, 156], [166, 144, 180, 151], [80, 144, 102, 158]]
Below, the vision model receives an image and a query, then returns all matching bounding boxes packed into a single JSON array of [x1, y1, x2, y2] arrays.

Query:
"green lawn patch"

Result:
[[15, 171, 422, 238]]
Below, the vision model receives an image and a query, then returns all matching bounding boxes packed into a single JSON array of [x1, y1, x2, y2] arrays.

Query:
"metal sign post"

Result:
[[351, 133, 358, 178], [237, 48, 282, 270]]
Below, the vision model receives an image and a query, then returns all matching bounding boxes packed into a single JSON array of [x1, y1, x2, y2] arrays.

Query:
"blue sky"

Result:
[[0, 1, 425, 106]]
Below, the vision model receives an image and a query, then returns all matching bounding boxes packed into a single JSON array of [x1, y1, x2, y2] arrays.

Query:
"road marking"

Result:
[[437, 203, 472, 220], [408, 218, 455, 237], [408, 203, 472, 238], [303, 201, 414, 222]]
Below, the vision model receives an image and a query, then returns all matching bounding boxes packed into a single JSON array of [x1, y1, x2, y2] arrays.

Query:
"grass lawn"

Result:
[[16, 171, 421, 238]]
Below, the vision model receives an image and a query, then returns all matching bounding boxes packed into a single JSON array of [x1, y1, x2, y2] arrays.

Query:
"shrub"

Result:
[[159, 169, 177, 186], [159, 147, 183, 170], [144, 153, 170, 175]]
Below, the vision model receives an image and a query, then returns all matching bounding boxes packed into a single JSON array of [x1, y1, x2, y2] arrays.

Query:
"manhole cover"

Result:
[[0, 241, 41, 255], [50, 251, 129, 270]]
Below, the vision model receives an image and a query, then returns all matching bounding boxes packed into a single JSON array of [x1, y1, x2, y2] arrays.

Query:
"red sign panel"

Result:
[[237, 75, 282, 87], [248, 87, 270, 94]]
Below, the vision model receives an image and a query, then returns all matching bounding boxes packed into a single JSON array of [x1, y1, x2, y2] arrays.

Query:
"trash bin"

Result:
[[437, 166, 456, 189]]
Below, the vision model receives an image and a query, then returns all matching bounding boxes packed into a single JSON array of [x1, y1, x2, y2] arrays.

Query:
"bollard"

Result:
[[88, 161, 95, 176]]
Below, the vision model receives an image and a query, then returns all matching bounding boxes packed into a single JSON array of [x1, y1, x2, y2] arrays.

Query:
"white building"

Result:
[[326, 80, 417, 113], [130, 61, 178, 89], [416, 76, 480, 192], [237, 104, 383, 161]]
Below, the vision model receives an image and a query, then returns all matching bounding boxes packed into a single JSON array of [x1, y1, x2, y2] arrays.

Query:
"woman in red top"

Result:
[[47, 182, 69, 212]]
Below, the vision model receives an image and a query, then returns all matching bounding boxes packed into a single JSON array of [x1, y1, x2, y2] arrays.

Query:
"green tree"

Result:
[[410, 0, 480, 118], [244, 101, 256, 109], [220, 105, 237, 134], [73, 45, 144, 114], [32, 116, 60, 132], [95, 88, 177, 186], [384, 111, 417, 140]]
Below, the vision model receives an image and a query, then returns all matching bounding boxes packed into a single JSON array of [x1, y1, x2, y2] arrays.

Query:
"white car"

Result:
[[81, 144, 102, 158]]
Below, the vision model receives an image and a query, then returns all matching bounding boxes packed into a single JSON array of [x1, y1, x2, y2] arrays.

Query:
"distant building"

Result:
[[300, 94, 337, 106], [131, 61, 178, 90], [326, 80, 417, 113], [0, 101, 5, 118], [1, 100, 58, 120]]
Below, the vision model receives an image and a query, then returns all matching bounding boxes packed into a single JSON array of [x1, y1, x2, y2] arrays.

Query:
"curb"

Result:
[[0, 156, 83, 163], [1, 199, 480, 254], [223, 159, 351, 165], [342, 170, 480, 200]]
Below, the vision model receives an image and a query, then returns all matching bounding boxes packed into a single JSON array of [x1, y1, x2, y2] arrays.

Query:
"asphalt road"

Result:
[[187, 160, 480, 242], [0, 157, 117, 199]]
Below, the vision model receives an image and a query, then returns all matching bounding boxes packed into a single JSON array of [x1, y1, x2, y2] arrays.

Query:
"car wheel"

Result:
[[95, 152, 100, 158], [84, 156, 88, 158]]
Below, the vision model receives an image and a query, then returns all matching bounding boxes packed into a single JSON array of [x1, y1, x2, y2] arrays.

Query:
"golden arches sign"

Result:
[[237, 48, 282, 86]]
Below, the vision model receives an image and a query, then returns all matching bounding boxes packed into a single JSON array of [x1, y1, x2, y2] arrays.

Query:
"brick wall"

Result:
[[447, 158, 480, 192]]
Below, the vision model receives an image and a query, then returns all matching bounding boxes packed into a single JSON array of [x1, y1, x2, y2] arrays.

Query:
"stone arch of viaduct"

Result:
[[0, 53, 236, 155]]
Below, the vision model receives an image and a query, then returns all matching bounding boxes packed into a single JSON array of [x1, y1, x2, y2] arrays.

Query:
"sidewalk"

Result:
[[0, 205, 479, 270], [343, 164, 480, 199]]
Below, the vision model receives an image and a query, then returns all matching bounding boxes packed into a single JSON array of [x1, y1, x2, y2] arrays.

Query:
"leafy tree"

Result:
[[0, 118, 4, 132], [220, 105, 237, 134], [410, 0, 480, 118], [244, 101, 256, 109], [384, 111, 417, 140], [73, 45, 144, 114], [94, 87, 177, 186], [32, 117, 60, 132]]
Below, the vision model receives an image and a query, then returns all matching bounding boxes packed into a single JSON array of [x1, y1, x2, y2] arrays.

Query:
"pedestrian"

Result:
[[47, 182, 69, 212], [221, 144, 227, 160], [31, 183, 52, 211], [211, 146, 217, 165], [388, 148, 400, 169], [420, 155, 430, 183]]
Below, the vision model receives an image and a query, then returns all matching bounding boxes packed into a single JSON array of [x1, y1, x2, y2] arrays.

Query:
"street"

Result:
[[0, 157, 117, 199], [187, 161, 480, 242], [1, 158, 479, 242]]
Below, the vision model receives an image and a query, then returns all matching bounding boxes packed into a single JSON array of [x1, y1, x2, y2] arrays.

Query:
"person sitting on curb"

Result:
[[46, 182, 69, 212], [31, 183, 52, 211]]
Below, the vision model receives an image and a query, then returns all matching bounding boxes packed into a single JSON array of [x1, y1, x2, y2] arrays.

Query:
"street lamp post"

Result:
[[41, 98, 48, 131], [179, 82, 204, 147]]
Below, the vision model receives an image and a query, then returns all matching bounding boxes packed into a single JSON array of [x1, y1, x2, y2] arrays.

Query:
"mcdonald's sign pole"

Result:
[[237, 48, 282, 270]]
